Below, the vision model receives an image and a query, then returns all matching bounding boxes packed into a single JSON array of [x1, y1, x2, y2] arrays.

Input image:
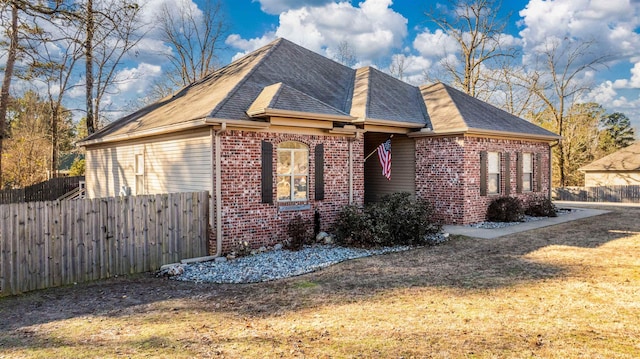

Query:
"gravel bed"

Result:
[[163, 233, 449, 284], [466, 208, 574, 229]]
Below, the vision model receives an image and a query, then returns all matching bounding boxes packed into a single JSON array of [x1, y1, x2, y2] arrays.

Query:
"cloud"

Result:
[[253, 0, 334, 15], [519, 0, 640, 58], [227, 0, 408, 64], [413, 29, 459, 58]]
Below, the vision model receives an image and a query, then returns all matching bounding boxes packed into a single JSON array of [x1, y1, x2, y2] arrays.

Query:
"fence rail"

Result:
[[0, 191, 209, 296], [0, 176, 85, 204], [553, 185, 640, 203]]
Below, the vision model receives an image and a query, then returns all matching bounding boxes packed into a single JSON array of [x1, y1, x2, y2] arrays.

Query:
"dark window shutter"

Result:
[[480, 151, 487, 196], [504, 153, 511, 196], [261, 141, 273, 204], [315, 144, 325, 200], [516, 152, 523, 194], [536, 153, 543, 192]]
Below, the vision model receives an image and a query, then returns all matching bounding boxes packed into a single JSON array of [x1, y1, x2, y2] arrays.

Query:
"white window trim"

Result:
[[277, 142, 309, 202], [488, 152, 500, 195]]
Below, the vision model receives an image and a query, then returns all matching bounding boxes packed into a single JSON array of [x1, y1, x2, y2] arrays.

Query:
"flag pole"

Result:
[[364, 135, 393, 162]]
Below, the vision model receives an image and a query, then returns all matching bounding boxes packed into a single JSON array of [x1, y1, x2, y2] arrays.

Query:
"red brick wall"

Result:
[[416, 136, 551, 225], [209, 130, 364, 254]]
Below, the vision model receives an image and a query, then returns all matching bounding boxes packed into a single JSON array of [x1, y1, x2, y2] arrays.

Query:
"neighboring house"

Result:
[[77, 38, 560, 254], [579, 142, 640, 186]]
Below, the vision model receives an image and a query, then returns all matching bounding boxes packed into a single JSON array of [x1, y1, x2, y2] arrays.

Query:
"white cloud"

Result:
[[227, 0, 408, 64], [413, 29, 459, 58], [253, 0, 333, 15]]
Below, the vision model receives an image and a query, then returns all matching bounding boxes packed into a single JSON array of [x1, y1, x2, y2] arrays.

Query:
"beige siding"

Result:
[[364, 133, 415, 203], [85, 129, 212, 198], [585, 171, 640, 186]]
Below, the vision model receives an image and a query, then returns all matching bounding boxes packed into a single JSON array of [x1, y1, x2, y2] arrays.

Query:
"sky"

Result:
[[6, 0, 640, 132]]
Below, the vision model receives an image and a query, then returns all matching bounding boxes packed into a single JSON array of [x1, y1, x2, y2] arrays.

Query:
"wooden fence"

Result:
[[0, 191, 210, 296], [0, 176, 85, 204], [553, 185, 640, 203]]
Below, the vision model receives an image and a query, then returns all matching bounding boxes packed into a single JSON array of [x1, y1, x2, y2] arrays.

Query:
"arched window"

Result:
[[277, 141, 308, 201]]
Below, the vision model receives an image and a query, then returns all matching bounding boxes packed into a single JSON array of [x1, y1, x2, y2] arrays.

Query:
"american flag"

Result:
[[377, 138, 391, 180]]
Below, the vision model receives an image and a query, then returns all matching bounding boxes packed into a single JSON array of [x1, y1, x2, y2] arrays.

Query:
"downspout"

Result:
[[549, 139, 560, 199], [214, 123, 226, 256], [348, 138, 353, 204], [177, 124, 226, 265]]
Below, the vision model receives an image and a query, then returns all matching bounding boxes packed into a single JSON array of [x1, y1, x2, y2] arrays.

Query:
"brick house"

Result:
[[78, 38, 560, 255]]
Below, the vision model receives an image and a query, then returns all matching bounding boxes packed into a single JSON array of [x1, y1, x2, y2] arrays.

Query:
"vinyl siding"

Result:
[[364, 133, 415, 203], [85, 129, 212, 198]]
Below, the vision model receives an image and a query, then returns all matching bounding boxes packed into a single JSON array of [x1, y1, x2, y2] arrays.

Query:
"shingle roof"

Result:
[[579, 142, 640, 171], [421, 83, 560, 138], [82, 38, 558, 144]]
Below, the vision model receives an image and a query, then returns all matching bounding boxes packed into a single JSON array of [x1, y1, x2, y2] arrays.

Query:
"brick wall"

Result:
[[416, 136, 551, 224], [209, 130, 364, 254]]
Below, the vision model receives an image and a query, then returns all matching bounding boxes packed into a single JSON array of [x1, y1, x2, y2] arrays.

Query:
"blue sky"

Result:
[[147, 0, 640, 130], [6, 0, 640, 131]]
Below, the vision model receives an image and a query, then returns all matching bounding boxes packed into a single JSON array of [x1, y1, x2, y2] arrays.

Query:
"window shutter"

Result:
[[504, 153, 511, 196], [261, 141, 273, 204], [536, 153, 543, 192], [315, 144, 325, 200], [480, 151, 487, 196], [516, 152, 523, 194]]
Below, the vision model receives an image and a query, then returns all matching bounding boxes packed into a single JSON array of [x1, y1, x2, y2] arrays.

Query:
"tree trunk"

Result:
[[85, 0, 95, 134], [0, 2, 19, 188]]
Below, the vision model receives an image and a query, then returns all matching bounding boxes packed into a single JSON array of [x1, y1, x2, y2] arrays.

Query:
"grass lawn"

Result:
[[1, 204, 639, 358]]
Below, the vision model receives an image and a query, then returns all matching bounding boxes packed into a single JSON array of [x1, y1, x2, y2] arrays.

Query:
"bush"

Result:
[[334, 192, 441, 248], [525, 195, 557, 217], [286, 214, 312, 251], [486, 196, 524, 222]]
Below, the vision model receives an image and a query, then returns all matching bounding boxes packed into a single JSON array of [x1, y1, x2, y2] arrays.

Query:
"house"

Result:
[[579, 142, 640, 186], [77, 38, 560, 255]]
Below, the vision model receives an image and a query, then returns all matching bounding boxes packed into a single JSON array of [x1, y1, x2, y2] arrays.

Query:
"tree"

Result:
[[155, 0, 228, 93], [334, 40, 358, 67], [528, 38, 609, 187], [82, 0, 144, 133], [0, 1, 19, 189], [599, 112, 636, 154], [425, 0, 517, 98]]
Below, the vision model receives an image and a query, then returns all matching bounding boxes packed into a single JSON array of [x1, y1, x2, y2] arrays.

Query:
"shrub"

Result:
[[286, 214, 312, 251], [525, 195, 557, 217], [486, 196, 524, 222], [334, 192, 442, 248]]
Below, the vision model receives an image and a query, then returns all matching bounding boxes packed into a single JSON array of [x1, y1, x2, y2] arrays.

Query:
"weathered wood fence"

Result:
[[0, 176, 85, 204], [553, 185, 640, 203], [0, 191, 209, 296]]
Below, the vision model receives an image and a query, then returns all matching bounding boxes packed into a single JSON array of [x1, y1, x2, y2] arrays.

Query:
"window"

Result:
[[277, 141, 308, 201], [488, 152, 500, 194], [522, 152, 533, 192], [135, 153, 145, 195]]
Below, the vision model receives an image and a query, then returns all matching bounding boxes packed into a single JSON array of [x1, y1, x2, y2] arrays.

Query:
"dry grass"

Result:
[[1, 204, 639, 358]]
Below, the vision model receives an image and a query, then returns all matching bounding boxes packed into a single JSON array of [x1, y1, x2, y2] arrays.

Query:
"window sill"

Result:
[[278, 202, 311, 212]]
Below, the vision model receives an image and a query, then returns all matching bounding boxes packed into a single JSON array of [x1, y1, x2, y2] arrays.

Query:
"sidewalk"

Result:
[[443, 205, 610, 239]]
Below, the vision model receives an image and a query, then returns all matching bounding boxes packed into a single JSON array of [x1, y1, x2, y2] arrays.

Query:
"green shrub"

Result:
[[286, 214, 312, 251], [525, 195, 557, 217], [334, 192, 441, 248], [486, 196, 524, 222]]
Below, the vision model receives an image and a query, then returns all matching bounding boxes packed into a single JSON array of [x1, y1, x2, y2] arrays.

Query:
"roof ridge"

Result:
[[208, 38, 284, 119]]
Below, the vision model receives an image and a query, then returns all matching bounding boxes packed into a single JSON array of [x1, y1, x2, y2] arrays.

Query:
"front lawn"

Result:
[[1, 204, 638, 358]]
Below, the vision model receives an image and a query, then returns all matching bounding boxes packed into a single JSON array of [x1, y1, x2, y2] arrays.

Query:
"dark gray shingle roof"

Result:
[[83, 38, 558, 143]]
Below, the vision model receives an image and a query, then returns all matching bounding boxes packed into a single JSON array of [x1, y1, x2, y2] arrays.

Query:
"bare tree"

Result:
[[334, 40, 358, 67], [425, 0, 517, 98], [84, 0, 144, 131], [388, 54, 410, 81], [156, 0, 228, 91], [0, 1, 19, 189], [528, 39, 609, 186]]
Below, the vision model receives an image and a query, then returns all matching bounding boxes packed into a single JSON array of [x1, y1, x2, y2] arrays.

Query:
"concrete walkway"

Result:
[[443, 204, 611, 239]]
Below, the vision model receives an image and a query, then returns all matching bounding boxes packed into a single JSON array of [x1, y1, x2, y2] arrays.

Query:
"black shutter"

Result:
[[261, 141, 273, 204], [516, 152, 523, 194], [504, 153, 511, 196], [480, 151, 487, 196], [536, 153, 543, 192], [315, 144, 325, 200]]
